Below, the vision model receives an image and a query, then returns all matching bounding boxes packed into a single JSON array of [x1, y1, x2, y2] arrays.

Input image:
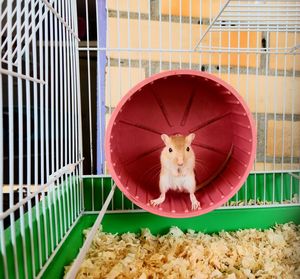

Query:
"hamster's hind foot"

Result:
[[191, 200, 201, 210], [190, 193, 201, 210], [150, 194, 165, 207]]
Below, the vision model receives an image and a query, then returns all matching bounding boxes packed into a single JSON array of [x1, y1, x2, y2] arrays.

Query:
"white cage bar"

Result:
[[194, 0, 300, 52], [0, 0, 83, 278]]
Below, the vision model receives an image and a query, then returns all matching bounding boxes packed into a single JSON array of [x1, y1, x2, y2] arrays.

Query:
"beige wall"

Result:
[[107, 17, 261, 67], [269, 32, 300, 71], [213, 73, 300, 114], [107, 0, 149, 14], [267, 120, 300, 158], [161, 0, 226, 18], [106, 66, 300, 116], [107, 4, 299, 71], [105, 66, 146, 107], [254, 163, 300, 171], [107, 0, 225, 18], [103, 2, 300, 172]]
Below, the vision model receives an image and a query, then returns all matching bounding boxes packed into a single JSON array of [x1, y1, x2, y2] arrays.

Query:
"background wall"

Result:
[[77, 0, 300, 174]]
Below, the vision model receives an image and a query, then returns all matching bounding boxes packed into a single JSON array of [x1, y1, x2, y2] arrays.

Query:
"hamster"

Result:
[[150, 133, 201, 210]]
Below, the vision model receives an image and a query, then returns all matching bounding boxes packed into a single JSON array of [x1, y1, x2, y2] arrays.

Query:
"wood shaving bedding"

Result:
[[227, 194, 299, 207], [66, 223, 300, 279]]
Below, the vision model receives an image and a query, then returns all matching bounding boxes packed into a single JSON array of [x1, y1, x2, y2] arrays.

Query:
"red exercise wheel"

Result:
[[105, 70, 256, 218]]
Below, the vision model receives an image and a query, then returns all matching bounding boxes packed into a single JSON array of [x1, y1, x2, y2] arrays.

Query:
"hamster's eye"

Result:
[[186, 147, 190, 152], [169, 148, 173, 153]]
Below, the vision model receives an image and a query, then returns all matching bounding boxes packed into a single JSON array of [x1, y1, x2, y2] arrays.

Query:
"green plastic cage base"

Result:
[[0, 177, 81, 279], [43, 207, 300, 279], [1, 175, 299, 279]]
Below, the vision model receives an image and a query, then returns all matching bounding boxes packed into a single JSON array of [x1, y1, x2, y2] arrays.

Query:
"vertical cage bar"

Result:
[[127, 0, 132, 86], [116, 0, 121, 101], [101, 0, 110, 206], [72, 4, 80, 211], [281, 27, 288, 203], [189, 0, 192, 69], [148, 0, 151, 77], [70, 0, 77, 218], [50, 0, 59, 246], [38, 0, 49, 259], [66, 0, 75, 224], [113, 0, 121, 211], [218, 0, 222, 78], [54, 0, 64, 241], [0, 2, 8, 277], [44, 0, 54, 253], [236, 0, 241, 204], [58, 0, 68, 235], [245, 2, 250, 205], [16, 0, 29, 275], [71, 10, 80, 216], [114, 0, 122, 210], [84, 0, 94, 211], [159, 0, 162, 71], [290, 28, 297, 201], [25, 0, 37, 275], [168, 0, 172, 69], [254, 21, 259, 205], [227, 14, 231, 83], [273, 26, 279, 203], [73, 0, 84, 213], [70, 0, 77, 217], [31, 0, 43, 268], [59, 0, 70, 232], [199, 0, 202, 70], [179, 0, 182, 69], [208, 0, 212, 73], [107, 1, 113, 210], [263, 27, 270, 205], [62, 0, 71, 229], [0, 92, 8, 279], [73, 0, 81, 214], [7, 1, 20, 277], [138, 0, 142, 79]]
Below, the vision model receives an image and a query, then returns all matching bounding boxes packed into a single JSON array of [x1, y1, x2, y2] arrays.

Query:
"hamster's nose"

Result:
[[177, 161, 184, 166]]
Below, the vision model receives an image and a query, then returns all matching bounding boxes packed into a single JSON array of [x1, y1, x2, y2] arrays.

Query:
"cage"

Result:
[[0, 0, 299, 278]]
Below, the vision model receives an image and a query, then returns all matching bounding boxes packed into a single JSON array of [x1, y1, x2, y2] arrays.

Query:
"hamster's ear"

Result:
[[161, 134, 170, 145], [186, 133, 195, 145]]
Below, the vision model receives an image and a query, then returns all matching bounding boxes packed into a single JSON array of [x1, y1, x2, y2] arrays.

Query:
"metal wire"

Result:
[[0, 2, 8, 277], [194, 0, 300, 51], [0, 0, 83, 278]]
